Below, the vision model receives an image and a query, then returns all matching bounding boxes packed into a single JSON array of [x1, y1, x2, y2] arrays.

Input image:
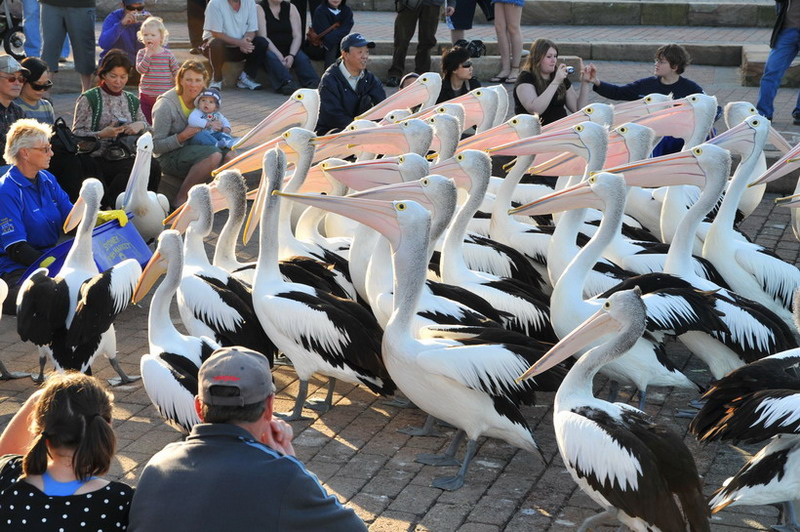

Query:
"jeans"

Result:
[[188, 129, 233, 147], [757, 26, 800, 120], [23, 0, 70, 58], [265, 50, 320, 91], [206, 36, 269, 82]]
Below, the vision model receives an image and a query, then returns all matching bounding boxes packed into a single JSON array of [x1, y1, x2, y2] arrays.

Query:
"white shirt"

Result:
[[338, 61, 363, 91], [202, 0, 258, 41]]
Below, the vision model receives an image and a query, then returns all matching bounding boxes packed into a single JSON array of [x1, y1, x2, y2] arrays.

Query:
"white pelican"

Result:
[[114, 132, 169, 243], [232, 88, 319, 151], [277, 191, 565, 491], [750, 133, 800, 242], [16, 178, 141, 384], [518, 287, 710, 532], [247, 148, 395, 420], [134, 230, 221, 433], [357, 72, 440, 121]]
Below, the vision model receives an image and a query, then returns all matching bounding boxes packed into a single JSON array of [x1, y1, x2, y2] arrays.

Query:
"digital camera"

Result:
[[566, 66, 575, 74]]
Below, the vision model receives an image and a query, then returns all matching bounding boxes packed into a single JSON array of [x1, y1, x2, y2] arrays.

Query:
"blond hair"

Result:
[[4, 119, 52, 167], [137, 16, 169, 46]]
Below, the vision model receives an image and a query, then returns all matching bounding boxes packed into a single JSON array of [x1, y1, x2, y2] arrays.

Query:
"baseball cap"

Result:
[[0, 56, 29, 75], [341, 33, 375, 52], [198, 347, 274, 407]]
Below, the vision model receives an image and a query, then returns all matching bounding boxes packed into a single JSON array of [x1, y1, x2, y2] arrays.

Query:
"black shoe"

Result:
[[278, 81, 298, 95], [794, 115, 800, 125], [386, 76, 400, 88], [189, 47, 202, 55]]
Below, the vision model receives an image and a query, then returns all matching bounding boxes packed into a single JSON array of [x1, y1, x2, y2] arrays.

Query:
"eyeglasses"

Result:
[[460, 61, 472, 69], [29, 80, 53, 91], [28, 145, 53, 153], [125, 4, 145, 10], [0, 74, 24, 83]]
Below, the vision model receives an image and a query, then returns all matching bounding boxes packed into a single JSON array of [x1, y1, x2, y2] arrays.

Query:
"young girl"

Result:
[[136, 16, 180, 123]]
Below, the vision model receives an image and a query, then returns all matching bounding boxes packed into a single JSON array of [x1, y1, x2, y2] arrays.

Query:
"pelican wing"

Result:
[[463, 233, 546, 290], [735, 246, 800, 311], [16, 269, 70, 346], [67, 259, 141, 347], [141, 351, 205, 433]]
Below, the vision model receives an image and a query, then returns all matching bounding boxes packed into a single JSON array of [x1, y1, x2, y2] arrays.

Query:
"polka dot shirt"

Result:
[[0, 455, 133, 531]]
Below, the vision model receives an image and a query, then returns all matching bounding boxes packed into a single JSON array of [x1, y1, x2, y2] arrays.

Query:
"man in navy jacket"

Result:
[[316, 33, 386, 135]]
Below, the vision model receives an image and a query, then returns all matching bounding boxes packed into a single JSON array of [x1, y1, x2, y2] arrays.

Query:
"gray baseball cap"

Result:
[[0, 56, 29, 75], [198, 347, 274, 406]]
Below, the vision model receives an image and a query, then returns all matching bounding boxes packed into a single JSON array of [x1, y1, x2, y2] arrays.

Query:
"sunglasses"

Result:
[[0, 74, 24, 83], [30, 80, 53, 91], [125, 4, 145, 10], [461, 61, 472, 69]]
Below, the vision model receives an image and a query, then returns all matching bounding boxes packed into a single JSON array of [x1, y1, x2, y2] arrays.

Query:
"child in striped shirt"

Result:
[[136, 17, 180, 123]]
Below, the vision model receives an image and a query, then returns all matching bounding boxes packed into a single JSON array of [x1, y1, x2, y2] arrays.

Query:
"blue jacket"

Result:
[[98, 8, 144, 63], [311, 1, 354, 50], [316, 61, 386, 134]]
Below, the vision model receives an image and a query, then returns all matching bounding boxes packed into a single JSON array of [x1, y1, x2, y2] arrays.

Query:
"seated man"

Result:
[[316, 33, 386, 134], [127, 347, 367, 531], [98, 0, 147, 64], [202, 0, 268, 91]]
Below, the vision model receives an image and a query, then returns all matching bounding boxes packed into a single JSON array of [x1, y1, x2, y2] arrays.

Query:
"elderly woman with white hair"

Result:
[[0, 119, 123, 315]]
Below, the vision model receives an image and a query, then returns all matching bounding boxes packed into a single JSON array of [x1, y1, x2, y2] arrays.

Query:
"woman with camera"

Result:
[[72, 49, 161, 208], [513, 38, 590, 125]]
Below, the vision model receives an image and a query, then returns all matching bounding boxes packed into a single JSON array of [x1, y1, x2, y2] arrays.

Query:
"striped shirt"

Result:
[[136, 48, 181, 98]]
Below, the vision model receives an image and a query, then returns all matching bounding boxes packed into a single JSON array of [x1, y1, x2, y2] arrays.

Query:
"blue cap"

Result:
[[340, 33, 375, 52]]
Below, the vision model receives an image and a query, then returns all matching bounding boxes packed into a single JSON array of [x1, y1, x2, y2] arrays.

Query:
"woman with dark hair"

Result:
[[437, 46, 481, 103], [513, 38, 590, 125], [73, 48, 161, 208], [0, 372, 134, 529], [152, 59, 235, 206]]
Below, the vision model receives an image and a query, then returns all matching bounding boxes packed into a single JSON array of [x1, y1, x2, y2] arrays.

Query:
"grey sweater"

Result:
[[151, 88, 188, 157]]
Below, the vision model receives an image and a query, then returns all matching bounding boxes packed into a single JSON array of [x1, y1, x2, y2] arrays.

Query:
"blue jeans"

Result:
[[757, 26, 800, 120], [188, 129, 233, 147], [265, 50, 319, 91], [23, 0, 70, 58]]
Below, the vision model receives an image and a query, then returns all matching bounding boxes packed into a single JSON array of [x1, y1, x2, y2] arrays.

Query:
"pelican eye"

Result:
[[399, 156, 406, 163], [457, 154, 464, 161], [421, 178, 429, 186], [575, 124, 584, 132], [320, 191, 328, 196], [511, 119, 518, 125], [618, 126, 627, 134], [588, 175, 597, 184], [603, 301, 611, 309], [585, 107, 594, 114], [282, 131, 291, 139], [752, 119, 760, 126], [693, 147, 703, 156], [645, 96, 653, 103], [296, 94, 304, 100], [690, 96, 698, 102], [396, 202, 407, 211], [438, 107, 446, 113], [421, 76, 428, 82], [475, 90, 482, 96]]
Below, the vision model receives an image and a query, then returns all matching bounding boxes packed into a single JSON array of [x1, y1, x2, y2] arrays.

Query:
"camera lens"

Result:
[[566, 66, 575, 74]]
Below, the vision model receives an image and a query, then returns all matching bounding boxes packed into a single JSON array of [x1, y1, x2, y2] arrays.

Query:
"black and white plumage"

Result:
[[278, 190, 566, 491], [249, 148, 395, 421], [16, 178, 140, 384], [134, 230, 220, 433], [519, 287, 710, 532]]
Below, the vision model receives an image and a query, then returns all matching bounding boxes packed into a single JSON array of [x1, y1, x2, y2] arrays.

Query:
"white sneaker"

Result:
[[236, 73, 262, 90], [209, 80, 223, 90]]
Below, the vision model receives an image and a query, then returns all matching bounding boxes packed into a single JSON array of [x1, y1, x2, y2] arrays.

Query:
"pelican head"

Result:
[[543, 103, 614, 132], [244, 148, 286, 244], [312, 118, 433, 157], [612, 93, 674, 125], [233, 88, 319, 150], [517, 286, 646, 381], [358, 72, 441, 121], [510, 171, 625, 216], [483, 85, 509, 128], [430, 150, 491, 195], [707, 114, 768, 158], [133, 229, 182, 303], [447, 88, 493, 130], [428, 113, 462, 157], [456, 114, 541, 153], [170, 183, 214, 236], [64, 177, 104, 232], [722, 101, 790, 154], [322, 152, 429, 190], [489, 121, 608, 167]]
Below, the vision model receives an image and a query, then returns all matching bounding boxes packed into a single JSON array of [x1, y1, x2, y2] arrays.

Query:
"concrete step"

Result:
[[742, 44, 800, 87]]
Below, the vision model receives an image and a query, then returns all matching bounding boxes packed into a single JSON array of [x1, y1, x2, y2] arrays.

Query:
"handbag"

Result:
[[104, 135, 140, 161], [303, 22, 340, 60], [51, 117, 97, 156]]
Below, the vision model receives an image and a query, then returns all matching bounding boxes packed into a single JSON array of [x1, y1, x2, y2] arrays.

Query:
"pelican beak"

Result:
[[312, 123, 412, 155], [603, 150, 707, 188], [430, 155, 472, 191], [212, 135, 291, 177], [706, 118, 756, 155], [446, 91, 483, 129], [64, 196, 86, 232], [169, 203, 200, 234], [517, 308, 621, 381], [233, 95, 308, 150], [528, 151, 585, 176], [488, 126, 584, 157], [509, 179, 599, 216], [206, 180, 229, 213], [348, 179, 434, 211], [612, 97, 679, 123], [246, 188, 258, 201], [119, 144, 151, 208], [775, 192, 800, 207], [276, 192, 405, 249], [357, 79, 433, 121], [768, 123, 792, 154], [163, 202, 184, 225], [456, 120, 521, 153], [749, 142, 800, 187], [243, 171, 269, 246], [631, 104, 695, 138], [132, 249, 167, 304], [323, 158, 404, 190], [299, 162, 336, 194]]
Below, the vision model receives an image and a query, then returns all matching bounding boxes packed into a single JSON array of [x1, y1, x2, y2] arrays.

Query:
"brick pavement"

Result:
[[2, 14, 800, 530]]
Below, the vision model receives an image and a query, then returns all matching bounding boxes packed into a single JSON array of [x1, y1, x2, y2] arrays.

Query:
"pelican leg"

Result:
[[606, 380, 620, 403], [383, 395, 417, 409], [0, 360, 26, 380], [30, 350, 48, 383], [675, 398, 706, 419], [275, 380, 313, 421], [636, 387, 648, 411], [773, 500, 800, 532], [397, 415, 444, 437], [431, 438, 477, 491], [107, 357, 141, 386], [306, 378, 336, 412], [415, 430, 465, 466], [576, 509, 618, 532], [274, 353, 294, 367]]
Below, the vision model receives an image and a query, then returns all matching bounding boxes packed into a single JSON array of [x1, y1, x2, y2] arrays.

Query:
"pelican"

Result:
[[750, 134, 800, 241], [16, 178, 141, 384], [247, 148, 395, 420], [232, 88, 319, 151], [357, 72, 440, 121], [518, 287, 710, 532], [114, 132, 169, 243], [277, 191, 565, 491], [134, 230, 220, 433]]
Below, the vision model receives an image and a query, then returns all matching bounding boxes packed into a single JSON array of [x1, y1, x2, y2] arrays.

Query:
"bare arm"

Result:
[[0, 391, 43, 455]]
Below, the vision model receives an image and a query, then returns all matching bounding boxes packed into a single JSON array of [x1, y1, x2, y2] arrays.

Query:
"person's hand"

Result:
[[208, 119, 223, 132], [98, 124, 126, 139], [121, 11, 137, 25], [261, 419, 295, 456], [143, 39, 159, 56], [445, 5, 455, 16], [585, 63, 599, 85], [239, 37, 254, 54], [179, 125, 203, 143], [283, 55, 294, 68], [123, 121, 146, 135], [96, 210, 129, 227], [553, 63, 569, 84]]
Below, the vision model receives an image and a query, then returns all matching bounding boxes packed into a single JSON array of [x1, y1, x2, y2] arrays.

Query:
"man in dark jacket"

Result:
[[316, 33, 386, 135], [757, 0, 800, 123]]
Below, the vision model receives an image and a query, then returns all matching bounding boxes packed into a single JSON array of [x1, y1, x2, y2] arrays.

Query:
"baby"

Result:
[[187, 88, 237, 149]]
